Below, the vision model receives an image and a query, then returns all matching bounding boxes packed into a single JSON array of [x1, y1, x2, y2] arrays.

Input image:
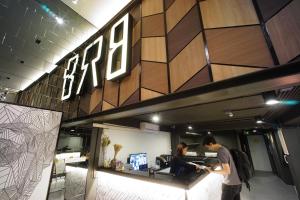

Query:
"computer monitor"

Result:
[[129, 153, 148, 171]]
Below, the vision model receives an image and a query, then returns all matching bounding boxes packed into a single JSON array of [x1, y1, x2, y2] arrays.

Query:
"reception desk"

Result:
[[95, 168, 224, 200]]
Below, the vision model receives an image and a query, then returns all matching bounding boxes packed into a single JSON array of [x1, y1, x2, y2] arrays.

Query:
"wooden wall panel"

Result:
[[200, 0, 259, 29], [141, 88, 163, 101], [132, 21, 141, 47], [164, 0, 175, 10], [142, 37, 167, 62], [206, 26, 273, 67], [256, 0, 291, 22], [211, 64, 262, 82], [90, 89, 102, 114], [142, 14, 165, 37], [266, 0, 300, 64], [176, 66, 211, 92], [142, 0, 163, 17], [103, 80, 119, 107], [167, 5, 201, 61], [169, 33, 207, 92], [166, 0, 196, 32], [132, 40, 141, 69], [141, 61, 169, 94], [102, 101, 115, 111], [119, 64, 141, 105]]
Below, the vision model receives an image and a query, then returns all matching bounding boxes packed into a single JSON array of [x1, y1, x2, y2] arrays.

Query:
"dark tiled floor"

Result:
[[241, 171, 298, 200]]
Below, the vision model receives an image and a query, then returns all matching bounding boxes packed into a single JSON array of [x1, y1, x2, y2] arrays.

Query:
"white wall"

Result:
[[102, 128, 172, 167], [248, 135, 272, 172]]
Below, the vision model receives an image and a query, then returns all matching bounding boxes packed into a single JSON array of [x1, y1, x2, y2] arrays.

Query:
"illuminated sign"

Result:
[[62, 13, 131, 101]]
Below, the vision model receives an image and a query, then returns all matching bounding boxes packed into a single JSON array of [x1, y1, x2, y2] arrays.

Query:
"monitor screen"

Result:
[[129, 153, 148, 171]]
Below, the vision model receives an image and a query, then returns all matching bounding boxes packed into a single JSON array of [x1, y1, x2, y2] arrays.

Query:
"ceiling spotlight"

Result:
[[70, 129, 75, 132], [253, 130, 257, 133], [56, 17, 64, 25], [225, 111, 234, 117], [263, 91, 279, 105], [188, 125, 193, 130], [152, 115, 160, 123], [207, 131, 212, 135], [256, 118, 264, 124]]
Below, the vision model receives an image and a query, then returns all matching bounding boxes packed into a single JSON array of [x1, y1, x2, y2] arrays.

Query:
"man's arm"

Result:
[[208, 163, 231, 175]]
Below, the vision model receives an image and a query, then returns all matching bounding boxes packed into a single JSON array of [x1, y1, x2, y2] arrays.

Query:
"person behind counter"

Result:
[[170, 142, 200, 177], [202, 135, 242, 200]]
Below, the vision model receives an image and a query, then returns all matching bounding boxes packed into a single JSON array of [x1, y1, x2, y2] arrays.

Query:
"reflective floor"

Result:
[[241, 171, 298, 200]]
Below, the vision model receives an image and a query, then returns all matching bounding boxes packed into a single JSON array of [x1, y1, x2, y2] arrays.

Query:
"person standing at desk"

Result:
[[170, 142, 200, 177]]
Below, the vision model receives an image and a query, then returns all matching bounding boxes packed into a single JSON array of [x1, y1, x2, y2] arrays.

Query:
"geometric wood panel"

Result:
[[256, 0, 292, 22], [90, 88, 103, 114], [122, 89, 140, 107], [169, 33, 207, 92], [266, 0, 300, 64], [167, 5, 202, 61], [103, 80, 119, 107], [141, 37, 167, 62], [200, 0, 259, 29], [142, 14, 165, 37], [164, 0, 176, 10], [176, 65, 211, 92], [141, 0, 164, 17], [206, 25, 274, 67], [119, 64, 141, 106], [102, 101, 115, 111], [132, 21, 141, 47], [166, 0, 196, 32], [141, 61, 169, 94], [141, 88, 164, 101], [211, 64, 262, 82]]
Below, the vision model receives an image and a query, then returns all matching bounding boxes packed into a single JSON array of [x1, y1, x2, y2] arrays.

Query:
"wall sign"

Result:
[[62, 13, 131, 101]]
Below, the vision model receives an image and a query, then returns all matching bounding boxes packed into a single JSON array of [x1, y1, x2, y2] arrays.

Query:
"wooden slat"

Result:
[[200, 0, 259, 29], [169, 33, 207, 92], [206, 26, 273, 67], [141, 88, 163, 101], [166, 0, 196, 32], [266, 0, 300, 64], [141, 37, 167, 62], [141, 0, 163, 17], [211, 64, 262, 82]]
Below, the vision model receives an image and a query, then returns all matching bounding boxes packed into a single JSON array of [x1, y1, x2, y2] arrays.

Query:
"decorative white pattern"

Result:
[[0, 103, 62, 200]]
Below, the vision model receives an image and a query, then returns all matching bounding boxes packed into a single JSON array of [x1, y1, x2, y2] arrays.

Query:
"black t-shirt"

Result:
[[170, 156, 196, 177]]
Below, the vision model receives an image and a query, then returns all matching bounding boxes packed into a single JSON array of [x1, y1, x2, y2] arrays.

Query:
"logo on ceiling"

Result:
[[61, 13, 131, 101]]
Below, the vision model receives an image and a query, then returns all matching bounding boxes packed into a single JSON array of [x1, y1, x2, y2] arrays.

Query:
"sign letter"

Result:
[[76, 36, 104, 94], [61, 54, 79, 100], [106, 13, 130, 80]]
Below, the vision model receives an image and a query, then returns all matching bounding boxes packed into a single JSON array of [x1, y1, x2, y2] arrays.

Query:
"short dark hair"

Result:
[[202, 135, 217, 146], [177, 142, 188, 156]]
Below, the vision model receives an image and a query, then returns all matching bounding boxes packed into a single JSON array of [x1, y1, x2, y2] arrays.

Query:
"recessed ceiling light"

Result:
[[266, 99, 280, 105], [152, 115, 160, 123], [56, 17, 64, 25], [207, 131, 212, 135], [253, 130, 257, 133], [188, 125, 193, 130], [70, 129, 75, 132], [256, 119, 263, 124]]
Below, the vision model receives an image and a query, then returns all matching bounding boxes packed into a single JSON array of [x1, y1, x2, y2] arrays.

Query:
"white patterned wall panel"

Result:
[[0, 103, 62, 200]]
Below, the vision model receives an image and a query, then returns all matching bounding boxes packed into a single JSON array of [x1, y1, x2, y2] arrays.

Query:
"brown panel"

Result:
[[167, 5, 201, 61], [256, 0, 291, 21], [102, 101, 115, 111], [164, 0, 175, 10], [141, 0, 163, 17], [142, 37, 167, 62], [141, 88, 164, 101], [103, 80, 119, 107], [142, 14, 165, 37], [170, 33, 207, 92], [177, 66, 211, 92], [141, 61, 168, 94], [119, 64, 141, 105], [266, 0, 300, 64], [130, 4, 141, 25], [122, 89, 140, 106], [206, 26, 273, 67], [90, 88, 102, 114], [200, 0, 259, 29], [132, 40, 141, 68], [166, 0, 196, 32], [132, 21, 141, 47], [211, 64, 262, 82], [78, 94, 91, 116]]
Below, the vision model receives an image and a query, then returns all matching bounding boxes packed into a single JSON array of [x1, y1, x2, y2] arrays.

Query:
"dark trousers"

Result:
[[221, 184, 242, 200]]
